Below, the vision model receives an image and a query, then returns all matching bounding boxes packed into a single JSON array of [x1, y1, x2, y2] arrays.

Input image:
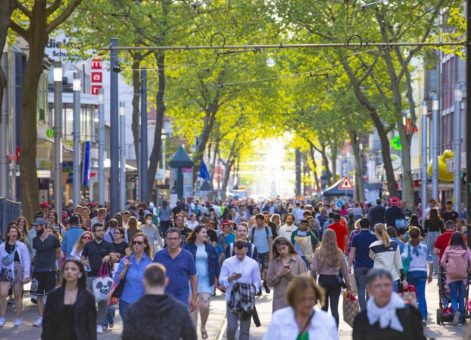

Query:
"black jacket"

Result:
[[42, 287, 97, 340], [368, 205, 386, 226], [385, 206, 405, 228], [123, 294, 197, 340], [352, 305, 426, 340]]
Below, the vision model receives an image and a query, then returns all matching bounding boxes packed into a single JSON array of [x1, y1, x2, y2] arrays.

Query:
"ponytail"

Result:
[[374, 223, 390, 247]]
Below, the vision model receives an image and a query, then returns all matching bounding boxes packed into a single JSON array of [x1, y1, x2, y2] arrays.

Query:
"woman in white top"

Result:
[[369, 223, 404, 292], [263, 275, 338, 340], [185, 213, 200, 231], [0, 223, 31, 327], [69, 231, 93, 260]]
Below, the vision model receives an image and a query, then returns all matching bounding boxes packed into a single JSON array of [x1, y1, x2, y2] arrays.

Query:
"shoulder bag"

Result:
[[296, 310, 315, 340]]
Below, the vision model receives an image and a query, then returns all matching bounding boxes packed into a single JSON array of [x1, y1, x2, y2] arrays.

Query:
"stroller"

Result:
[[436, 267, 470, 325]]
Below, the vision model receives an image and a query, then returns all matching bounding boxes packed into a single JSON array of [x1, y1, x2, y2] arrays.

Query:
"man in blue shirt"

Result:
[[61, 214, 83, 258], [154, 228, 198, 311], [348, 218, 377, 311]]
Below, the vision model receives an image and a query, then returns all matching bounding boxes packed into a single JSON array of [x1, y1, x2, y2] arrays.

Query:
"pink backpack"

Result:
[[446, 249, 469, 280]]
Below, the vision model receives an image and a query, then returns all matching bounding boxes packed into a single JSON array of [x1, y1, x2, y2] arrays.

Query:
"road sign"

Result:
[[339, 176, 354, 190]]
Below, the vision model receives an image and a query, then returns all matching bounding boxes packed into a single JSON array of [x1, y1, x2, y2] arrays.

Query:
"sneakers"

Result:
[[0, 317, 5, 327], [108, 323, 114, 329], [453, 311, 461, 326], [97, 325, 103, 334], [14, 318, 22, 327], [33, 317, 43, 327]]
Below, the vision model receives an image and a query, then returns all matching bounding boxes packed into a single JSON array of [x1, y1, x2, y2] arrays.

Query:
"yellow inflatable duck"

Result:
[[427, 149, 454, 182]]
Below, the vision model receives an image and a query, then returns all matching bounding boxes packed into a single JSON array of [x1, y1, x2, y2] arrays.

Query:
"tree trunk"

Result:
[[320, 143, 333, 186], [330, 138, 338, 182], [192, 107, 218, 182], [342, 57, 398, 196], [209, 138, 219, 183], [221, 159, 234, 199], [350, 130, 366, 202], [147, 52, 166, 200], [130, 55, 142, 171], [397, 122, 414, 206], [0, 1, 16, 123], [308, 142, 321, 192]]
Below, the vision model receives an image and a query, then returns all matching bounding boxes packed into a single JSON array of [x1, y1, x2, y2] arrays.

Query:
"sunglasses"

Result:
[[132, 241, 144, 246], [82, 236, 92, 240]]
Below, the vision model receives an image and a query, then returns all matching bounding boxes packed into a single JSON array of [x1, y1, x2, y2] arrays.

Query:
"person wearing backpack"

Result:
[[440, 232, 471, 325], [401, 227, 433, 326], [250, 214, 273, 294]]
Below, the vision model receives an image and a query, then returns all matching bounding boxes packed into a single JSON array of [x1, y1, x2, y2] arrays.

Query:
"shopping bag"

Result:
[[348, 271, 357, 295], [343, 292, 360, 328], [399, 284, 417, 306], [92, 264, 113, 302]]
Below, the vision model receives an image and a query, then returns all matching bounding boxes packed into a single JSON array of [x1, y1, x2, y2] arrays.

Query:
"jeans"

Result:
[[426, 232, 440, 274], [354, 267, 370, 311], [318, 274, 341, 327], [407, 270, 427, 320], [119, 300, 130, 322], [226, 306, 251, 340], [103, 305, 115, 327], [87, 276, 108, 325], [449, 280, 465, 320], [392, 280, 400, 293]]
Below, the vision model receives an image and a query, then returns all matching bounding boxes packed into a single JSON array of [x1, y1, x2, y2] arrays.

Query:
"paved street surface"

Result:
[[0, 278, 468, 340]]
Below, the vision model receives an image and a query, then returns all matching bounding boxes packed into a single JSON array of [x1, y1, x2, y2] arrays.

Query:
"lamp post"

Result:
[[140, 68, 148, 202], [119, 102, 126, 210], [110, 38, 119, 214], [72, 73, 81, 207], [431, 95, 439, 201], [453, 84, 463, 211], [53, 61, 63, 214], [467, 0, 471, 247], [98, 88, 105, 205], [421, 101, 428, 225]]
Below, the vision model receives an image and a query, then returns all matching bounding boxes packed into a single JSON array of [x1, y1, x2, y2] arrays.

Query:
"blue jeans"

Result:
[[449, 280, 465, 320], [426, 232, 440, 274], [354, 267, 370, 311], [392, 280, 400, 293], [103, 305, 115, 327], [119, 300, 130, 322], [407, 271, 427, 320]]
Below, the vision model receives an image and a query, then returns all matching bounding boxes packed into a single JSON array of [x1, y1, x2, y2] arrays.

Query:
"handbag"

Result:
[[296, 310, 315, 340], [398, 284, 417, 306], [395, 219, 407, 230], [402, 244, 412, 275], [348, 271, 358, 295], [2, 245, 16, 266], [92, 264, 113, 302], [111, 257, 129, 299], [343, 292, 360, 328]]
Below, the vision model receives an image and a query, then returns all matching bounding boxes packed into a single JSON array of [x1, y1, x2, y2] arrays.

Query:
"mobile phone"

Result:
[[283, 265, 290, 269]]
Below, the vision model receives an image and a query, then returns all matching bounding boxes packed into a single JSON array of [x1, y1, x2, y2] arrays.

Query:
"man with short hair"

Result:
[[81, 223, 113, 333], [91, 207, 107, 227], [174, 213, 192, 245], [122, 263, 197, 340], [153, 228, 198, 311], [263, 211, 278, 238], [348, 218, 377, 311], [441, 200, 461, 228], [225, 223, 258, 261], [250, 214, 272, 294], [290, 219, 319, 267], [328, 213, 349, 253], [368, 199, 386, 226], [31, 218, 61, 327], [61, 214, 84, 258], [122, 211, 131, 229], [220, 241, 261, 340]]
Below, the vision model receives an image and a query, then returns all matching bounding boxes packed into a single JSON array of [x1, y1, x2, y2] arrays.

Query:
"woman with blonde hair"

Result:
[[70, 231, 94, 260], [266, 237, 307, 312], [126, 216, 140, 242], [369, 223, 404, 292], [311, 229, 351, 327], [263, 275, 338, 339]]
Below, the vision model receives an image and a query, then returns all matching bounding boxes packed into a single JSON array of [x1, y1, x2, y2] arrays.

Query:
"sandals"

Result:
[[201, 329, 208, 339]]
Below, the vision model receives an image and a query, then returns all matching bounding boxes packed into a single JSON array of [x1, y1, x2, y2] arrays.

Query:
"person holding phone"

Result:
[[266, 237, 307, 312]]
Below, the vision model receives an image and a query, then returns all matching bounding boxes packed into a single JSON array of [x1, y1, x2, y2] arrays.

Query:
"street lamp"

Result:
[[453, 84, 463, 211], [266, 57, 276, 68], [119, 102, 126, 210], [421, 100, 428, 225], [53, 61, 63, 215], [72, 72, 81, 207], [98, 88, 105, 206], [431, 95, 439, 200], [360, 0, 389, 10]]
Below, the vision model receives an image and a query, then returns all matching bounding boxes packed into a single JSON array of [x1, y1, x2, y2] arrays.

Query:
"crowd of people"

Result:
[[0, 196, 470, 339]]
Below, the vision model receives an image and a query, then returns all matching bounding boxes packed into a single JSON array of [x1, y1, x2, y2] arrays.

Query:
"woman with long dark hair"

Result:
[[42, 259, 96, 340], [440, 232, 471, 325], [266, 237, 307, 312], [424, 209, 445, 274], [184, 225, 220, 339]]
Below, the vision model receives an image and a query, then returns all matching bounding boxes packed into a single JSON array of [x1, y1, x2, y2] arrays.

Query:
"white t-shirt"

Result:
[[279, 224, 298, 241]]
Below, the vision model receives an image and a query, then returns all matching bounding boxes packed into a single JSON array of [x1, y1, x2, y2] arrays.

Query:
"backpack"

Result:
[[250, 226, 270, 244], [446, 250, 469, 280]]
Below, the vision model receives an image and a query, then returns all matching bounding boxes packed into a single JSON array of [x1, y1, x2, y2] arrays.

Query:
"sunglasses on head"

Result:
[[132, 241, 144, 245], [82, 236, 92, 240]]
